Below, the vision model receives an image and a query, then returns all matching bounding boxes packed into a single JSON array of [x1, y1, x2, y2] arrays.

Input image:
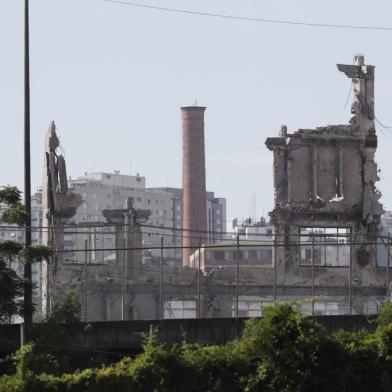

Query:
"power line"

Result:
[[0, 221, 273, 239], [0, 223, 389, 242], [53, 239, 386, 254], [1, 219, 391, 242], [104, 0, 392, 31]]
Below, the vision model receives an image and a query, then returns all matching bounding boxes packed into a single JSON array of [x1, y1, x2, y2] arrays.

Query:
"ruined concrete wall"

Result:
[[266, 56, 386, 307], [41, 122, 82, 318], [47, 58, 388, 321], [342, 146, 363, 206], [51, 250, 390, 320], [289, 146, 311, 202]]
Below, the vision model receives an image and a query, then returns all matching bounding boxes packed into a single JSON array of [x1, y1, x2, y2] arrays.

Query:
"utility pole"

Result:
[[23, 0, 33, 342]]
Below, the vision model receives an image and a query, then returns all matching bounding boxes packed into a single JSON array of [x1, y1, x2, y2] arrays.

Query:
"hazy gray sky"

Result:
[[1, 0, 392, 224]]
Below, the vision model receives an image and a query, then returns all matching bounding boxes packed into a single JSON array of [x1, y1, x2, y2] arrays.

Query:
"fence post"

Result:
[[387, 233, 390, 301], [311, 233, 315, 315], [20, 323, 25, 348], [197, 238, 201, 318], [84, 238, 88, 322], [235, 235, 240, 318], [349, 231, 353, 315], [160, 236, 163, 320], [273, 234, 277, 304], [122, 237, 126, 321]]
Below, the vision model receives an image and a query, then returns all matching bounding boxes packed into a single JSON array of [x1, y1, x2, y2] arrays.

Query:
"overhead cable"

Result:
[[104, 0, 392, 31]]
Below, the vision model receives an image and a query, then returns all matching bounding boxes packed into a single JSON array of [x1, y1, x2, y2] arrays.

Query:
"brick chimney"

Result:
[[181, 106, 208, 267]]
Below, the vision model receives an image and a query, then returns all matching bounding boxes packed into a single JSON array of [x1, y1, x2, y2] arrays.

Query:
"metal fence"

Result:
[[1, 223, 391, 320]]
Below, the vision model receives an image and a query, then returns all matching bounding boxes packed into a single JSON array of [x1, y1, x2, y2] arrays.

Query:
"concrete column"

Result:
[[311, 145, 318, 197]]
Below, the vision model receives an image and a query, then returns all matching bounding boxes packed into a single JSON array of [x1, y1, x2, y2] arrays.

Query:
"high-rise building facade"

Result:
[[66, 172, 226, 266]]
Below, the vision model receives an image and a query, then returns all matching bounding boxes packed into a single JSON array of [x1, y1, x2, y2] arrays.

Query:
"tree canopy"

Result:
[[0, 186, 52, 323]]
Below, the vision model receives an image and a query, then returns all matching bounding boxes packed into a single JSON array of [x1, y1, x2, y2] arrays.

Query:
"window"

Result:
[[363, 301, 378, 315], [232, 300, 265, 317], [245, 249, 272, 266], [164, 300, 196, 319], [224, 250, 232, 263], [215, 250, 225, 260], [233, 250, 243, 260], [257, 249, 272, 259], [314, 302, 339, 315], [205, 251, 213, 263], [299, 227, 350, 266]]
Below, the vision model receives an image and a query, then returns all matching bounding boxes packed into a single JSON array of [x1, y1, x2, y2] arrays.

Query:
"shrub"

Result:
[[4, 303, 392, 392], [239, 303, 324, 392]]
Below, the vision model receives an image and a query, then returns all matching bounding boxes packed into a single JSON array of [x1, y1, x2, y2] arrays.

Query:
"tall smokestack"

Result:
[[182, 106, 208, 267]]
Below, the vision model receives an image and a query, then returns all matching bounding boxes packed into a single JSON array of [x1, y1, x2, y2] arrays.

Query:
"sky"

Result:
[[1, 0, 392, 226]]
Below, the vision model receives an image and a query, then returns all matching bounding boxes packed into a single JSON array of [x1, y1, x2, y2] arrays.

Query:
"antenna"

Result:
[[249, 193, 257, 222], [87, 157, 95, 173]]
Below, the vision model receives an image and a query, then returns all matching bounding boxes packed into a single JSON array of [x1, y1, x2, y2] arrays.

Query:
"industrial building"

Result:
[[3, 56, 391, 322]]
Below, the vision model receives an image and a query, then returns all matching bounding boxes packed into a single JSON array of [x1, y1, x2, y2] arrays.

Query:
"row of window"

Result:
[[204, 249, 273, 264], [299, 227, 351, 266], [163, 299, 380, 319]]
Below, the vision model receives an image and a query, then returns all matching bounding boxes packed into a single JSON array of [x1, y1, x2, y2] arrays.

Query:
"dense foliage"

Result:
[[0, 186, 52, 322], [1, 302, 392, 391]]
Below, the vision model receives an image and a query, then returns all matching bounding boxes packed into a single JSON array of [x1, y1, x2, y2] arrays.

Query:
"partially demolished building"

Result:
[[266, 55, 386, 314], [41, 122, 82, 316], [38, 56, 390, 320]]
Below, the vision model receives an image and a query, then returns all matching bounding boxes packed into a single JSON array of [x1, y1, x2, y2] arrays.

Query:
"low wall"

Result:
[[0, 315, 376, 356]]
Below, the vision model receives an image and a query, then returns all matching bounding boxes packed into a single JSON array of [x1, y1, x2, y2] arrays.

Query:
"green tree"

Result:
[[48, 290, 82, 324], [239, 303, 325, 392], [0, 186, 52, 324]]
